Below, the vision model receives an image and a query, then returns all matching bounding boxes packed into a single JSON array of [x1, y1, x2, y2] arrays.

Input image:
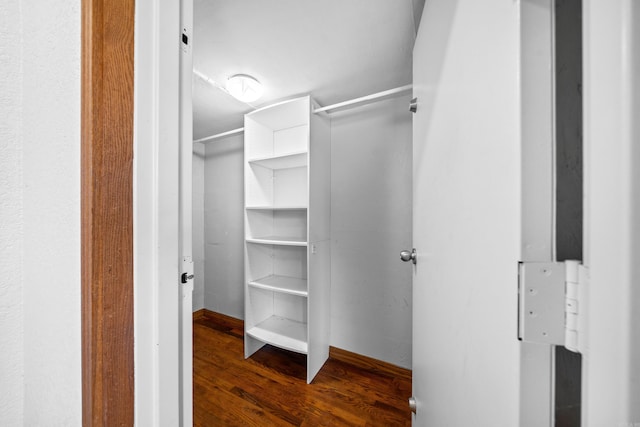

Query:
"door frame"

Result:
[[81, 0, 184, 424], [82, 0, 640, 425], [519, 1, 556, 426], [134, 0, 183, 424], [81, 0, 135, 424]]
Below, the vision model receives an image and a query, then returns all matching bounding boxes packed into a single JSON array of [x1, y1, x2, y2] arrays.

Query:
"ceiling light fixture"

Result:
[[226, 74, 264, 103]]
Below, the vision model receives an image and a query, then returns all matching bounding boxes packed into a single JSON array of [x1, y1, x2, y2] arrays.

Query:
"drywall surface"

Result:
[[193, 143, 206, 311], [0, 1, 25, 423], [0, 0, 81, 424], [22, 1, 82, 424], [203, 134, 245, 318], [330, 95, 413, 369]]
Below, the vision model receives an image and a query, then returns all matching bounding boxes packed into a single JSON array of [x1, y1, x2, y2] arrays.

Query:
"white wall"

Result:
[[203, 134, 245, 318], [330, 95, 413, 369], [0, 0, 81, 424], [193, 143, 206, 311], [0, 2, 25, 423]]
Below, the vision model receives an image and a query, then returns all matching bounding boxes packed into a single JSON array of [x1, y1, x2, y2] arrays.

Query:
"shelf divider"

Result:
[[246, 236, 307, 246], [246, 206, 307, 211], [246, 316, 308, 354], [249, 275, 308, 297], [248, 151, 307, 170]]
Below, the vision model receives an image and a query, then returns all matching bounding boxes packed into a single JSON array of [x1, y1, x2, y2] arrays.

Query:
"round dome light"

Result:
[[226, 74, 264, 103]]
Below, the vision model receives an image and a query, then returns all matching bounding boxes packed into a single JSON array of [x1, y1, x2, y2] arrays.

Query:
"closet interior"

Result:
[[191, 0, 418, 381]]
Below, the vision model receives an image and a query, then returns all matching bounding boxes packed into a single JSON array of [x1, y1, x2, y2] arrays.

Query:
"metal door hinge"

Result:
[[564, 261, 589, 353], [518, 261, 588, 354]]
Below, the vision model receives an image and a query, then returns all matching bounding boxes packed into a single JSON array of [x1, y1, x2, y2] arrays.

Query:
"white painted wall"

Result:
[[203, 134, 245, 318], [193, 143, 206, 311], [0, 0, 81, 424], [0, 2, 25, 423], [330, 95, 413, 369]]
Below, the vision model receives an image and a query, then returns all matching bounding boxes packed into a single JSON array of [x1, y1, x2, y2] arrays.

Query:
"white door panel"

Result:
[[411, 1, 522, 425], [582, 0, 640, 423]]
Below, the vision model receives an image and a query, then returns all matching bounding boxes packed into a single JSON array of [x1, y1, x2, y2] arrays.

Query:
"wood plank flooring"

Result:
[[193, 310, 412, 426]]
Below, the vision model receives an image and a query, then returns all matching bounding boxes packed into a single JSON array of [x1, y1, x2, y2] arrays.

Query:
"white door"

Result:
[[179, 0, 194, 424], [581, 0, 640, 423], [410, 1, 522, 425]]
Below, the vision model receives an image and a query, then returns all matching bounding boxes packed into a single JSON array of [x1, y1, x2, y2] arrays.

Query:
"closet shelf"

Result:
[[244, 96, 329, 383], [246, 206, 307, 211], [249, 275, 308, 297], [246, 316, 308, 354], [246, 236, 308, 246], [248, 151, 308, 170]]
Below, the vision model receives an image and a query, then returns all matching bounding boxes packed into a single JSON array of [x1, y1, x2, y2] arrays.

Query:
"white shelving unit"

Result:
[[244, 96, 331, 383]]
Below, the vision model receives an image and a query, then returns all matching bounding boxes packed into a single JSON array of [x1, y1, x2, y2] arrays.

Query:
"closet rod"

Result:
[[194, 127, 244, 144], [313, 84, 412, 113], [194, 84, 413, 143]]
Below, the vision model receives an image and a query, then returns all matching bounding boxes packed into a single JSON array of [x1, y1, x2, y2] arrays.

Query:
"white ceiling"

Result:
[[192, 0, 425, 139]]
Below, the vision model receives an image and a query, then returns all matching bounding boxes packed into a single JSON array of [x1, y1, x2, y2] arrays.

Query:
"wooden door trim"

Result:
[[81, 0, 135, 425]]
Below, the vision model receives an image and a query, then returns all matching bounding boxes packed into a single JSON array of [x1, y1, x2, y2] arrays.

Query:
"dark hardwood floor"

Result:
[[193, 310, 412, 426]]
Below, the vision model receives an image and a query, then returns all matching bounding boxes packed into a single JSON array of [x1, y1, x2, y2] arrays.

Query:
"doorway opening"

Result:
[[554, 0, 583, 425], [189, 0, 419, 423]]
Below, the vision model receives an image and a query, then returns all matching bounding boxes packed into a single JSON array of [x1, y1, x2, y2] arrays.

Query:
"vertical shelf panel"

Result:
[[307, 239, 331, 382], [309, 107, 332, 242], [307, 104, 332, 383]]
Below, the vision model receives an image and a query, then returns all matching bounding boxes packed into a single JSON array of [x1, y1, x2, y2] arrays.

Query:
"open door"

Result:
[[410, 1, 524, 425], [179, 0, 194, 424], [411, 1, 640, 426], [581, 0, 640, 423]]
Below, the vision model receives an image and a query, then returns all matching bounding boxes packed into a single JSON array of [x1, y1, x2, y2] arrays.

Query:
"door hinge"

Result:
[[518, 261, 588, 354]]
